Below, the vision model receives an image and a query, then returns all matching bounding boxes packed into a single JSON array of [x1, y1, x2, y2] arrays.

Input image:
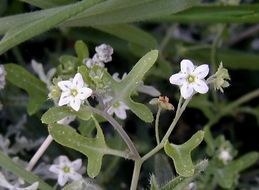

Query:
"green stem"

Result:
[[130, 160, 143, 190], [142, 96, 189, 162], [162, 97, 189, 142], [106, 148, 133, 160], [155, 107, 162, 145], [90, 107, 141, 160]]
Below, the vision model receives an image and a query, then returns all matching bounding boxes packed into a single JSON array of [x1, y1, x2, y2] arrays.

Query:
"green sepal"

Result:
[[164, 130, 204, 177]]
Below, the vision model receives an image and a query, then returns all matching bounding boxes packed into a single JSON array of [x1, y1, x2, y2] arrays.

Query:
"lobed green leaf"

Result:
[[5, 64, 47, 115], [49, 118, 107, 178], [164, 130, 205, 177]]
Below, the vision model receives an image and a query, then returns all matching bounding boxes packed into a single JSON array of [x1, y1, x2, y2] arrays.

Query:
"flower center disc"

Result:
[[71, 89, 78, 97], [63, 166, 70, 173], [187, 75, 195, 83], [113, 102, 121, 108]]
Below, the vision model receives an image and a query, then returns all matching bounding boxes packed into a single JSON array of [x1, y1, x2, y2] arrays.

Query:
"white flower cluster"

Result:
[[84, 44, 113, 68], [0, 64, 6, 89], [49, 155, 83, 186]]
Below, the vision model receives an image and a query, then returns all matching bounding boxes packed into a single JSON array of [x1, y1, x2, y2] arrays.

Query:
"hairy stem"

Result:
[[90, 107, 141, 160], [26, 135, 53, 171], [130, 160, 143, 190], [155, 107, 162, 145]]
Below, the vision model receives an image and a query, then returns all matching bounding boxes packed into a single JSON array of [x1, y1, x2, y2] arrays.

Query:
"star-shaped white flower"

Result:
[[58, 73, 92, 111], [169, 59, 209, 99], [103, 96, 129, 120], [49, 156, 82, 186]]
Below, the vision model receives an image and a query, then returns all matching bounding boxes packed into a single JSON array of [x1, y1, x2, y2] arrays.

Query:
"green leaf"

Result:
[[41, 106, 92, 124], [5, 64, 47, 115], [216, 152, 259, 189], [164, 130, 205, 177], [180, 46, 259, 70], [49, 117, 107, 178], [75, 40, 89, 63], [111, 50, 158, 122], [150, 174, 159, 190], [64, 0, 200, 26], [20, 0, 77, 9], [155, 4, 259, 24], [0, 150, 53, 190], [0, 0, 105, 55], [93, 24, 157, 49]]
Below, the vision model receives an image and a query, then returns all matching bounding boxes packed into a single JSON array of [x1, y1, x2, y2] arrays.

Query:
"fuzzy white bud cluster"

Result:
[[84, 44, 113, 68]]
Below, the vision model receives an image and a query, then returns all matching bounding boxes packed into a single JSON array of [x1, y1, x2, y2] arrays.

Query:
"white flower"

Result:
[[104, 96, 129, 120], [218, 149, 232, 164], [57, 116, 76, 125], [49, 156, 82, 186], [169, 59, 209, 99], [58, 73, 92, 111], [0, 64, 6, 89]]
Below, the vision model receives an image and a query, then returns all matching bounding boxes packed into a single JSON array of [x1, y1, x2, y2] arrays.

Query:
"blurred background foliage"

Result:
[[1, 0, 259, 189]]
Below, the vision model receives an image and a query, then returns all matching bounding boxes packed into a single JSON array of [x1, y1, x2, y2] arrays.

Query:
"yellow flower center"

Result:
[[70, 89, 78, 97], [187, 75, 196, 83], [63, 166, 70, 173], [113, 102, 121, 108]]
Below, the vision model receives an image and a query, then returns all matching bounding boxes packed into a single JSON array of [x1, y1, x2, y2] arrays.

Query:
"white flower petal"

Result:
[[193, 64, 209, 79], [180, 83, 194, 99], [114, 107, 127, 120], [78, 87, 92, 100], [59, 156, 70, 164], [70, 159, 82, 171], [68, 172, 82, 181], [58, 81, 72, 91], [169, 73, 187, 86], [58, 173, 68, 186], [70, 97, 81, 111], [193, 79, 209, 94], [73, 73, 84, 88], [180, 59, 194, 74], [58, 92, 71, 106], [49, 165, 60, 174]]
